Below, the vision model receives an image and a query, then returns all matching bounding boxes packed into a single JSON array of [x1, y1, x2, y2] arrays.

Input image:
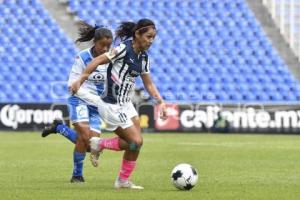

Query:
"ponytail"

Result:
[[76, 21, 96, 43], [115, 18, 156, 41], [115, 22, 136, 41], [76, 21, 113, 43]]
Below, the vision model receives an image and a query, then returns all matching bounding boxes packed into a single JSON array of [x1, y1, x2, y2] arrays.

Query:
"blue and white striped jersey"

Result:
[[103, 40, 150, 105], [68, 48, 108, 96]]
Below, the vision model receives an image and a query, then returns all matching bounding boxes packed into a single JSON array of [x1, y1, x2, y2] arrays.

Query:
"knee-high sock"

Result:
[[56, 124, 77, 144], [118, 159, 136, 181], [72, 151, 86, 177], [99, 137, 121, 151]]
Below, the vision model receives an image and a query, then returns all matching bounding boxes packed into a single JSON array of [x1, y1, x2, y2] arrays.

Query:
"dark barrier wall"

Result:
[[0, 104, 68, 131], [138, 103, 300, 133], [1, 103, 300, 133]]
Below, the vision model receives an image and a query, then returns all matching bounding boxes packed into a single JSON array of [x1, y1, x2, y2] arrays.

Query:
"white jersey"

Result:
[[68, 48, 108, 96], [103, 40, 150, 105]]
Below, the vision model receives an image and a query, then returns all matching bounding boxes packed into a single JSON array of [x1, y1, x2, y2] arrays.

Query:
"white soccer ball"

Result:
[[171, 163, 198, 190]]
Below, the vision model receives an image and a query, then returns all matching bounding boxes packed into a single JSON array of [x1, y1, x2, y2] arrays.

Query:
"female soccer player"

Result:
[[70, 18, 167, 189], [42, 21, 113, 183]]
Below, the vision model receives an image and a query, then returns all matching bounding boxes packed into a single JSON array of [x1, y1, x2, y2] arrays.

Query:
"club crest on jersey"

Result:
[[92, 73, 105, 81]]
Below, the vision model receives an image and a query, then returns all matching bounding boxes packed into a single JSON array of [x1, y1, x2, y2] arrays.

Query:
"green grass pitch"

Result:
[[0, 132, 300, 200]]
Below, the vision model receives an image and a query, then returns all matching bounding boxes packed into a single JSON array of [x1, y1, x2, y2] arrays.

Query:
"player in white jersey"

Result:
[[42, 21, 113, 183], [70, 19, 167, 189]]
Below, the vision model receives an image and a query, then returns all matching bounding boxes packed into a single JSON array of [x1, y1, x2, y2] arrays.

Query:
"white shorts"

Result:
[[76, 88, 138, 131]]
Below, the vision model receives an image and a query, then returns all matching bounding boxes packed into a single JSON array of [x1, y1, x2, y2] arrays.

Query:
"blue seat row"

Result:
[[67, 0, 300, 102], [0, 0, 77, 103], [0, 0, 299, 103]]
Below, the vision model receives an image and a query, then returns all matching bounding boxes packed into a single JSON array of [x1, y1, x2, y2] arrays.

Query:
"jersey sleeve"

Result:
[[67, 55, 85, 86], [71, 55, 85, 74], [141, 55, 150, 74], [104, 43, 126, 63]]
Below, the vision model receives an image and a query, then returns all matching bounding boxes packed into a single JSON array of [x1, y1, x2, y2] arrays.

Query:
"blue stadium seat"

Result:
[[1, 0, 299, 103], [0, 0, 77, 103]]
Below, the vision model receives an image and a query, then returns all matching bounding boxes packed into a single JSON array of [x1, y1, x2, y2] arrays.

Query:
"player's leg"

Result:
[[90, 103, 140, 153], [68, 98, 95, 183], [71, 120, 101, 183], [88, 104, 132, 166], [87, 105, 103, 167], [41, 119, 78, 143], [113, 118, 144, 189], [41, 97, 82, 143], [112, 103, 143, 189], [70, 122, 88, 183], [71, 121, 101, 182], [90, 121, 143, 188], [89, 101, 143, 189]]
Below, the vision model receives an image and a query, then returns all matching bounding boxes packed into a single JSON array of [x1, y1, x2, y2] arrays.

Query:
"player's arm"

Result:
[[141, 73, 167, 118]]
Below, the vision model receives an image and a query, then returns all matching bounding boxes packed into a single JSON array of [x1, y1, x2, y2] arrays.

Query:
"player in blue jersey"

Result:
[[70, 18, 167, 189], [42, 21, 113, 183]]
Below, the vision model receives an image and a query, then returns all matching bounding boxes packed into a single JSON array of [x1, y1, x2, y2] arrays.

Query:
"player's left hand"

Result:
[[159, 102, 167, 119], [69, 79, 81, 95]]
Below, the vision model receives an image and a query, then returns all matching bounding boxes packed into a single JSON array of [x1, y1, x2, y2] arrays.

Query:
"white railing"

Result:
[[262, 0, 300, 61]]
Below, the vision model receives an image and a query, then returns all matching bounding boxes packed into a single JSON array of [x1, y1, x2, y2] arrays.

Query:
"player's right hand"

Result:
[[159, 102, 167, 120], [69, 79, 81, 95]]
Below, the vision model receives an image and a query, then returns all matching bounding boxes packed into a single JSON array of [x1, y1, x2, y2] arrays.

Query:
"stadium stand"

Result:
[[0, 0, 76, 102], [66, 0, 300, 102], [0, 0, 299, 103]]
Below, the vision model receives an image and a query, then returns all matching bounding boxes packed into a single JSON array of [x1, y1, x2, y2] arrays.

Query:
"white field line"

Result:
[[176, 142, 300, 149]]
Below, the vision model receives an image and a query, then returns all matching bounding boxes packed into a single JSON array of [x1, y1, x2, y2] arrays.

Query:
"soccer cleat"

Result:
[[70, 176, 85, 183], [114, 178, 144, 190], [89, 137, 103, 167], [90, 151, 101, 167], [41, 119, 63, 137]]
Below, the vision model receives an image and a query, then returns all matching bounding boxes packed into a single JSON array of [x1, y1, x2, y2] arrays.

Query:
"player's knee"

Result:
[[77, 134, 89, 147], [81, 133, 90, 143], [138, 137, 143, 147], [75, 137, 86, 150], [129, 137, 143, 152]]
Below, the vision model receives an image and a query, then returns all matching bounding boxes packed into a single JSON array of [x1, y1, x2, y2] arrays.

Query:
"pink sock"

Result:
[[118, 159, 136, 181], [99, 137, 121, 151]]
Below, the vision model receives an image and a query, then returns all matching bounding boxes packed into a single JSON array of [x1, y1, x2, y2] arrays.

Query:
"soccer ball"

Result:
[[171, 163, 198, 190]]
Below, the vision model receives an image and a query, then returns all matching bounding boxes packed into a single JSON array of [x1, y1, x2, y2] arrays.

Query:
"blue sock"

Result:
[[56, 124, 78, 144], [73, 151, 86, 177]]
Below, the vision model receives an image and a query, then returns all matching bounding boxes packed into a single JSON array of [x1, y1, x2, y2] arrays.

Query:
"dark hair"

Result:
[[76, 21, 113, 43], [115, 18, 156, 41]]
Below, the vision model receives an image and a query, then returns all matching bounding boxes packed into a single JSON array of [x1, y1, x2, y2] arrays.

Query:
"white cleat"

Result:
[[114, 178, 144, 190], [89, 137, 103, 167]]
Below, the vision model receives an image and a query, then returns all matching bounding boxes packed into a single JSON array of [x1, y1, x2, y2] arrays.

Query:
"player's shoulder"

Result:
[[106, 42, 127, 60], [77, 48, 91, 58], [141, 51, 149, 61], [142, 50, 148, 57], [115, 42, 127, 52], [77, 48, 93, 65]]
